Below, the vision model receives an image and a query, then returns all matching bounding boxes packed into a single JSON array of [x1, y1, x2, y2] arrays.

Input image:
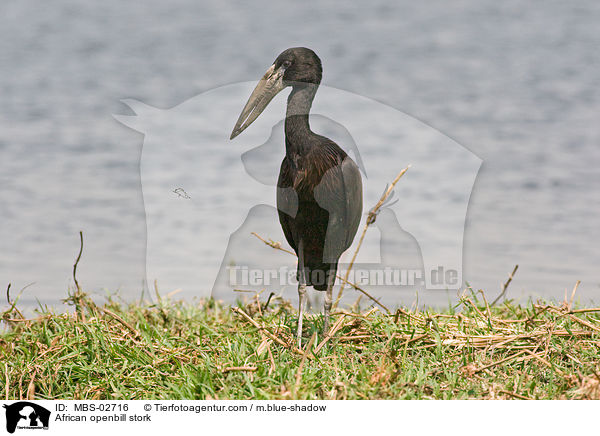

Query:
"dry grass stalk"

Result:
[[491, 264, 519, 306], [97, 306, 142, 339], [568, 280, 581, 310], [314, 314, 349, 354], [252, 292, 277, 375], [232, 306, 309, 358], [473, 350, 528, 373], [499, 390, 532, 400], [222, 366, 258, 373], [295, 332, 317, 391], [575, 374, 600, 399], [566, 314, 600, 333], [571, 307, 600, 314], [4, 363, 8, 401], [26, 369, 36, 400]]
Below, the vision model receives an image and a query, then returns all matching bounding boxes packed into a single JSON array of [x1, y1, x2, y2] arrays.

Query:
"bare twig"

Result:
[[334, 165, 410, 308], [336, 275, 390, 314], [250, 232, 389, 312], [3, 283, 25, 321], [5, 283, 10, 306], [73, 231, 84, 293], [491, 264, 519, 306], [251, 232, 295, 255], [71, 231, 87, 322], [253, 164, 410, 313], [263, 292, 275, 311]]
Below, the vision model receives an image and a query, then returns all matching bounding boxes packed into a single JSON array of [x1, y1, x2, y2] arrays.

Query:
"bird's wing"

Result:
[[314, 156, 363, 263], [276, 160, 299, 253]]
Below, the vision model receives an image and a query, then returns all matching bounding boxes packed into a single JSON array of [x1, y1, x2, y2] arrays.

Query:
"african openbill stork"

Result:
[[230, 47, 363, 346]]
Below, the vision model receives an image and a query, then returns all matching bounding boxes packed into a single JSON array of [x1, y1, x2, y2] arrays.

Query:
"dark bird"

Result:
[[230, 47, 363, 345]]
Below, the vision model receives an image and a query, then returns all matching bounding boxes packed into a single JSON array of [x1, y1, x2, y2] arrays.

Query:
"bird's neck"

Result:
[[285, 85, 317, 157]]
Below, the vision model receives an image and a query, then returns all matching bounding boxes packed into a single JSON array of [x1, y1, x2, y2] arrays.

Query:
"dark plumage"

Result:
[[231, 47, 363, 345]]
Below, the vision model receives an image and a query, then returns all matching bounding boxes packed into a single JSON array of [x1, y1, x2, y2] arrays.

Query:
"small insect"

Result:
[[172, 188, 191, 199]]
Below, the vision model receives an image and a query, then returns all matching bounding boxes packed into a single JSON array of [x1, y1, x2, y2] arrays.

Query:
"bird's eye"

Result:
[[282, 60, 292, 68]]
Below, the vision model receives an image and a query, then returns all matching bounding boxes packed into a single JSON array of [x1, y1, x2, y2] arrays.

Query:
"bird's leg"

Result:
[[297, 282, 307, 348], [297, 240, 307, 348], [323, 270, 335, 335]]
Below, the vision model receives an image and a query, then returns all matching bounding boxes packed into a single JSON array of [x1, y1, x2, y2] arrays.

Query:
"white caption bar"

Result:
[[0, 400, 595, 435]]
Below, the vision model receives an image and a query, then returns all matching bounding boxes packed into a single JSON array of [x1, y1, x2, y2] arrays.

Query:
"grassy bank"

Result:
[[1, 289, 599, 400]]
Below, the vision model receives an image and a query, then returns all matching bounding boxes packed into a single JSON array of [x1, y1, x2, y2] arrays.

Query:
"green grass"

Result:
[[1, 289, 599, 400]]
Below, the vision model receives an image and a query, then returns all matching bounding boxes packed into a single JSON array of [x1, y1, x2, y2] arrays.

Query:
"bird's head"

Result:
[[230, 47, 322, 139]]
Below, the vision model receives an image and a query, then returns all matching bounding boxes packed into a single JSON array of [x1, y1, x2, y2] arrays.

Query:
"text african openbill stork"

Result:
[[230, 47, 363, 346]]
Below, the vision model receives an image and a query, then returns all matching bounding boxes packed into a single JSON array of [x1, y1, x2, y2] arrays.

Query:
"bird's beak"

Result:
[[230, 64, 286, 139]]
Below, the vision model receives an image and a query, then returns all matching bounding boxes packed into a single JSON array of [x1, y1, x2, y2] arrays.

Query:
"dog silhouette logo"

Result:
[[2, 402, 50, 433], [115, 87, 481, 305]]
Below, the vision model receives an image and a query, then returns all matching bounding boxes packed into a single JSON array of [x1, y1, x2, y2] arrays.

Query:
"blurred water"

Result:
[[0, 0, 598, 309]]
